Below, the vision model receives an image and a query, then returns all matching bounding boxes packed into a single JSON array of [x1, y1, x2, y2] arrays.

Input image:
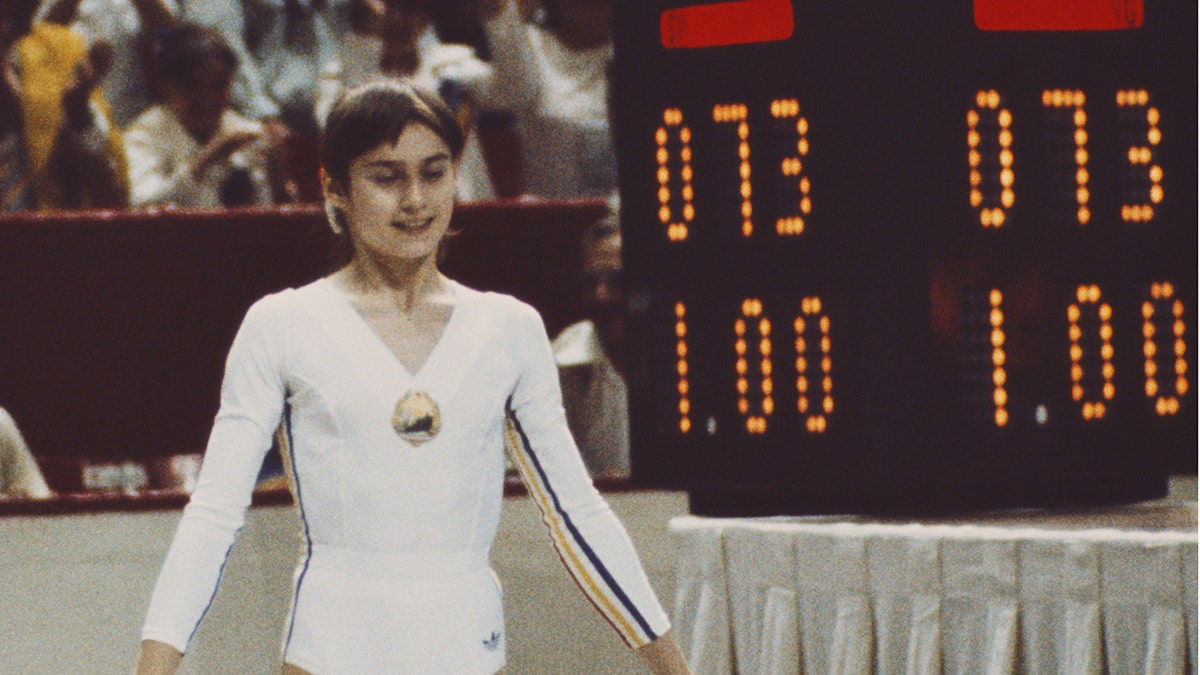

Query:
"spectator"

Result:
[[2, 0, 129, 210], [320, 0, 537, 201], [0, 407, 53, 498], [174, 0, 339, 126], [37, 0, 176, 127], [174, 0, 340, 200], [123, 23, 279, 208], [553, 194, 629, 477], [483, 0, 617, 198], [238, 0, 341, 200]]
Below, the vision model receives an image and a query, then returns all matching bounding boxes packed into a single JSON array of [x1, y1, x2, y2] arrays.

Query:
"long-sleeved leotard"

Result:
[[141, 278, 668, 673]]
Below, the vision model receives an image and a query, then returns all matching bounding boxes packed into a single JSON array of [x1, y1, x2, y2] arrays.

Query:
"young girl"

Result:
[[135, 79, 690, 674]]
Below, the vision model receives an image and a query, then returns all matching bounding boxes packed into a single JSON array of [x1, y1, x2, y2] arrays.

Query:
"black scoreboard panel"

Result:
[[611, 0, 1197, 515]]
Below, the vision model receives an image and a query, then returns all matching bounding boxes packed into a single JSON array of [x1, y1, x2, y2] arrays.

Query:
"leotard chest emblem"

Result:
[[392, 390, 441, 445]]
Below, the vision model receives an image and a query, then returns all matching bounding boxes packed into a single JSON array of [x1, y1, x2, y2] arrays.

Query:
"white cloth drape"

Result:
[[670, 514, 1196, 675], [725, 523, 800, 674], [672, 516, 734, 675]]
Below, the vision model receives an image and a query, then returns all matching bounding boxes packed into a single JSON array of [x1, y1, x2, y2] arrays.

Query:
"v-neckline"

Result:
[[319, 277, 463, 380]]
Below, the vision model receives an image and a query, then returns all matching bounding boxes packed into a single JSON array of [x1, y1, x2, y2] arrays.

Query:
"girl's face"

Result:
[[328, 123, 458, 265]]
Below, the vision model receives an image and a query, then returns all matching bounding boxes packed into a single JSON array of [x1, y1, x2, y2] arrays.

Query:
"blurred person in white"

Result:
[[320, 0, 539, 200], [178, 0, 344, 201], [553, 194, 629, 477], [176, 0, 340, 128], [0, 407, 52, 498], [484, 0, 616, 198], [123, 23, 279, 208]]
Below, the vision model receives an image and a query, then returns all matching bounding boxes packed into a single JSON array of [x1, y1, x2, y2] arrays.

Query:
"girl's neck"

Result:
[[340, 253, 445, 310]]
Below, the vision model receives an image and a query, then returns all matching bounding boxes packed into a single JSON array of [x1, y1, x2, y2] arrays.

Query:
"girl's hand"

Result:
[[134, 639, 182, 675], [637, 630, 695, 675]]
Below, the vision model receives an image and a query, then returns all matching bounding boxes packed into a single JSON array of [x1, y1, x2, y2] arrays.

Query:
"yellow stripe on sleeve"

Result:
[[503, 419, 647, 646]]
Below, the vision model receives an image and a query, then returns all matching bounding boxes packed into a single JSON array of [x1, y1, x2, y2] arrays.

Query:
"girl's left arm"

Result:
[[503, 301, 688, 668]]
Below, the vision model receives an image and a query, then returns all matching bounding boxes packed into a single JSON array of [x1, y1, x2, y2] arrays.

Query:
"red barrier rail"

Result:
[[0, 199, 606, 483]]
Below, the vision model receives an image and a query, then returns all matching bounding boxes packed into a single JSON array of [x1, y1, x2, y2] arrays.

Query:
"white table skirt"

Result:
[[671, 507, 1197, 675]]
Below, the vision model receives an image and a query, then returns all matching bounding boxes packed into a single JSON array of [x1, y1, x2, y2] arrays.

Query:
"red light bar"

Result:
[[660, 0, 794, 49], [975, 0, 1143, 31]]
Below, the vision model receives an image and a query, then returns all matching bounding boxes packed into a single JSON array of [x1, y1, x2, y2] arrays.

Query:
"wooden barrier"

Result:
[[0, 199, 605, 474]]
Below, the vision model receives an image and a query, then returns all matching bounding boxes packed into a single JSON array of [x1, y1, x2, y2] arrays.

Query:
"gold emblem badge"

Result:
[[392, 390, 441, 445]]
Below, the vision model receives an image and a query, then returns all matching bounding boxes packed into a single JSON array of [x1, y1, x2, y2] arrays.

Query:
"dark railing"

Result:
[[0, 199, 608, 507]]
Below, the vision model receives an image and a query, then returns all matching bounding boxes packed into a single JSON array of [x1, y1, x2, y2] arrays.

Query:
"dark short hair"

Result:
[[319, 79, 465, 189], [145, 23, 238, 95]]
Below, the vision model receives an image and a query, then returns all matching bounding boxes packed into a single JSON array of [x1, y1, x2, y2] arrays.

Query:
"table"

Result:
[[671, 501, 1196, 674]]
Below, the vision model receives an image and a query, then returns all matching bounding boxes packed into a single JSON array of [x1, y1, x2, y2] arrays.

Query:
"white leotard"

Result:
[[141, 278, 669, 673]]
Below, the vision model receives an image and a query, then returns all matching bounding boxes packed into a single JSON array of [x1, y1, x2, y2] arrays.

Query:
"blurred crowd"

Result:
[[0, 0, 618, 212], [0, 0, 632, 496]]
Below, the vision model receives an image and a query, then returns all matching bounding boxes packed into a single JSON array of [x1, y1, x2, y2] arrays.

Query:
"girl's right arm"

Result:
[[137, 295, 289, 665]]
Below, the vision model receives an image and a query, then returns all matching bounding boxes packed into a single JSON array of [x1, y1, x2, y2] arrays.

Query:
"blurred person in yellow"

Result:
[[2, 0, 129, 210]]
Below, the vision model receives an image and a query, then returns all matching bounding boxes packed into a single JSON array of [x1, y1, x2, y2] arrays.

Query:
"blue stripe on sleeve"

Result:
[[507, 410, 658, 642], [280, 403, 314, 656]]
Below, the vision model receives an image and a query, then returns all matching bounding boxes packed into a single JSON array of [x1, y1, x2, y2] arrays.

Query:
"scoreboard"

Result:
[[611, 0, 1197, 514]]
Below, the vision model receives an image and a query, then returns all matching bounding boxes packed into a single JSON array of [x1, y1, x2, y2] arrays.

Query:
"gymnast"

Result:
[[134, 78, 691, 674]]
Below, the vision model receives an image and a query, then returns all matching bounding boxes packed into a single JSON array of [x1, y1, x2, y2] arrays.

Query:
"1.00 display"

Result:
[[654, 87, 1187, 436]]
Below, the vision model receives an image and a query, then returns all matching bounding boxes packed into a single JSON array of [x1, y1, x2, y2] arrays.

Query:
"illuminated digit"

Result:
[[967, 90, 1014, 228], [1143, 282, 1189, 416], [1116, 89, 1163, 223], [713, 103, 753, 237], [962, 288, 1009, 426], [657, 109, 694, 241], [770, 98, 810, 236], [735, 298, 772, 434], [1042, 89, 1091, 225], [794, 297, 833, 433], [674, 302, 692, 433], [1067, 285, 1115, 420], [988, 289, 1009, 427]]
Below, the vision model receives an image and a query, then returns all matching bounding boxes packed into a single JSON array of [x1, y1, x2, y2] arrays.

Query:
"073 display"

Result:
[[612, 0, 1196, 515]]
